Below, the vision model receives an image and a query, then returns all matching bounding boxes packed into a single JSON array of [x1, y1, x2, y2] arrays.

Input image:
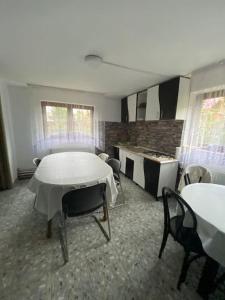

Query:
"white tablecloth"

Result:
[[28, 152, 118, 220], [181, 183, 225, 267]]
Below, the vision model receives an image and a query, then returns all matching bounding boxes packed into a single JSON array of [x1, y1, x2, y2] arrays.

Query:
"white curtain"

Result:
[[179, 89, 225, 170], [31, 101, 99, 157]]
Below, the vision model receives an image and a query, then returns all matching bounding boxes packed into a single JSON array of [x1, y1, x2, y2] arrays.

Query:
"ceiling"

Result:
[[0, 0, 225, 98]]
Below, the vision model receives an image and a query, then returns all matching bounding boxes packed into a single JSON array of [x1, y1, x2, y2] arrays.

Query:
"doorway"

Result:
[[0, 96, 12, 190]]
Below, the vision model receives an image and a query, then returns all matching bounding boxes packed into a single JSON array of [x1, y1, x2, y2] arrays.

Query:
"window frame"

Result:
[[41, 101, 94, 140], [194, 95, 225, 148]]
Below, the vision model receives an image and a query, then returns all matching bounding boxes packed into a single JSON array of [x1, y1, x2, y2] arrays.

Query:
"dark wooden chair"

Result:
[[159, 187, 205, 289], [59, 183, 111, 263]]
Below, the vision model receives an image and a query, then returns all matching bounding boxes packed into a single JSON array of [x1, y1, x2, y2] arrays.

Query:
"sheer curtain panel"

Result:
[[180, 89, 225, 170], [32, 101, 95, 157]]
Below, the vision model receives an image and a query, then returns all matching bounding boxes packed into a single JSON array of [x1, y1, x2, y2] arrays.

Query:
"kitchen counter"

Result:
[[113, 144, 179, 198], [113, 145, 178, 164]]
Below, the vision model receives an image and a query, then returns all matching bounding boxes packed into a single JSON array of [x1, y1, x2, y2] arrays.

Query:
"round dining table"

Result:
[[181, 183, 225, 296], [28, 152, 118, 237], [181, 183, 225, 266]]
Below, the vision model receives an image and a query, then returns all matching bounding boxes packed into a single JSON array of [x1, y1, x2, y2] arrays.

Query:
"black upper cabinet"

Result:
[[121, 97, 128, 123], [121, 76, 190, 122], [158, 77, 180, 119], [136, 90, 147, 121]]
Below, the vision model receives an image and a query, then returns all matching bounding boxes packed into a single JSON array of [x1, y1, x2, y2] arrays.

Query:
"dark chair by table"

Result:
[[107, 158, 121, 183], [33, 157, 41, 167], [107, 158, 125, 204], [159, 187, 205, 289], [59, 183, 111, 263]]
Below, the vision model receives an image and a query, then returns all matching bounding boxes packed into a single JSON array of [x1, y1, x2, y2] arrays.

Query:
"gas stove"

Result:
[[142, 150, 175, 162], [115, 145, 176, 163]]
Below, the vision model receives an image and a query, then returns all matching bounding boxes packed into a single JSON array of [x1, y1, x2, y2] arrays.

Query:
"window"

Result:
[[180, 90, 225, 168], [197, 97, 225, 148], [41, 101, 94, 145]]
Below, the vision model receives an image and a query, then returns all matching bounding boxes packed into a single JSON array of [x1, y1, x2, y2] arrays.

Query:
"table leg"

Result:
[[197, 256, 219, 298], [46, 219, 52, 238]]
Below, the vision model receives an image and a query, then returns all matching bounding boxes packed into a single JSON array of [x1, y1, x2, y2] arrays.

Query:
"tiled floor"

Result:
[[0, 176, 224, 300]]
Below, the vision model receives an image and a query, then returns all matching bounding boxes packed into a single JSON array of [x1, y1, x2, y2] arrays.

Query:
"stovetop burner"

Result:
[[142, 149, 176, 162], [143, 150, 172, 157]]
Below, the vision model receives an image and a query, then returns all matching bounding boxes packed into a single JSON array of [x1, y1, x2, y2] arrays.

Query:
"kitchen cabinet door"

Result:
[[175, 77, 190, 120], [127, 94, 137, 122], [157, 161, 178, 197], [121, 97, 128, 123], [158, 77, 180, 120], [136, 90, 147, 121], [133, 156, 145, 188], [145, 86, 160, 120], [144, 158, 160, 197], [119, 149, 126, 174], [125, 157, 134, 179]]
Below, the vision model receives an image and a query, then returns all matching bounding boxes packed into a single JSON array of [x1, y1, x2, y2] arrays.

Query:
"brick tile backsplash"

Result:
[[98, 120, 183, 157]]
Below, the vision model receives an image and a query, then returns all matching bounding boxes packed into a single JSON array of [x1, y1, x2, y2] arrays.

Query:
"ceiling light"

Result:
[[84, 55, 103, 68]]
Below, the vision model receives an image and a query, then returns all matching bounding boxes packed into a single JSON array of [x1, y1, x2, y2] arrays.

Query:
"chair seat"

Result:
[[170, 216, 204, 254], [64, 203, 103, 217]]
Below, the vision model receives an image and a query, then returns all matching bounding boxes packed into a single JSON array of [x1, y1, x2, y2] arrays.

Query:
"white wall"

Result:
[[186, 64, 225, 184], [8, 85, 121, 169], [191, 63, 225, 93], [0, 81, 17, 182]]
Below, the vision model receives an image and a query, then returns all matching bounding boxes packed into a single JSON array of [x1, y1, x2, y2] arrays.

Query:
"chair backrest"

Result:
[[33, 158, 41, 167], [107, 158, 121, 176], [62, 183, 106, 217], [178, 164, 212, 192], [98, 153, 109, 162], [184, 165, 212, 185], [162, 187, 197, 233]]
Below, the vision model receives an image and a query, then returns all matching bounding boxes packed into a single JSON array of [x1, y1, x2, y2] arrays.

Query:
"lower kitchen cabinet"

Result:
[[125, 157, 134, 179], [133, 156, 145, 188], [116, 147, 178, 199], [119, 149, 126, 173], [144, 158, 178, 198], [144, 158, 160, 196]]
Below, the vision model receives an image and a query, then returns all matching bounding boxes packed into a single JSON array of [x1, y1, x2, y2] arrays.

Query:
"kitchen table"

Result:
[[28, 152, 118, 237]]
